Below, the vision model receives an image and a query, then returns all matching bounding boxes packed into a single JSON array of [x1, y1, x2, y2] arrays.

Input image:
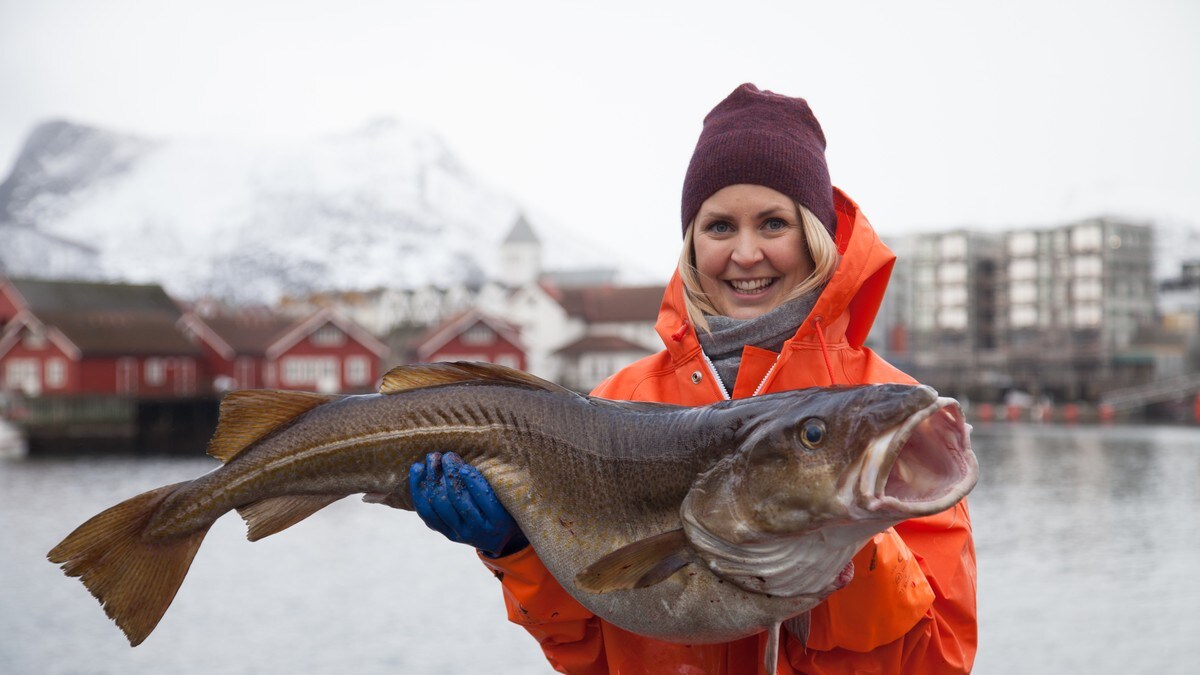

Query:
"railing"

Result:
[[3, 395, 135, 426], [2, 394, 219, 454], [1099, 373, 1200, 412]]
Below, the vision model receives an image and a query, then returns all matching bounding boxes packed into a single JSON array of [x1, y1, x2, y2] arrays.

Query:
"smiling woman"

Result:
[[408, 83, 978, 675]]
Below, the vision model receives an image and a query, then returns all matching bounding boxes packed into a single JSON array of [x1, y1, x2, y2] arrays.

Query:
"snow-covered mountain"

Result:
[[0, 118, 620, 303]]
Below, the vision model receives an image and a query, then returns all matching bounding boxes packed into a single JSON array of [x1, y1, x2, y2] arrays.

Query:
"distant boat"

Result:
[[0, 419, 28, 459]]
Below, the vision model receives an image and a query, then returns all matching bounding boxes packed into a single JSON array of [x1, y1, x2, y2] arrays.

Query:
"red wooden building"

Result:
[[181, 306, 389, 394], [411, 309, 526, 370], [0, 278, 203, 398], [178, 308, 296, 391]]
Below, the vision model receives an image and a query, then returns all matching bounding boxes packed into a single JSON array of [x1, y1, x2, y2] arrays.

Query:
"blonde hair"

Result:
[[678, 203, 839, 332]]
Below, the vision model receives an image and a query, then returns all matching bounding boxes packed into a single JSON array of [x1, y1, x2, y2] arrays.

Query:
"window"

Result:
[[45, 358, 67, 389], [1072, 255, 1103, 278], [1010, 305, 1037, 329], [937, 263, 968, 284], [939, 234, 967, 260], [1072, 303, 1102, 328], [495, 354, 519, 369], [281, 356, 339, 388], [175, 359, 196, 395], [4, 359, 40, 396], [938, 285, 968, 306], [937, 307, 968, 330], [1071, 224, 1103, 252], [345, 356, 371, 387], [1072, 279, 1102, 302], [234, 358, 255, 388], [145, 358, 166, 386], [1009, 259, 1037, 281], [312, 323, 346, 347], [1011, 282, 1037, 304], [117, 358, 138, 394], [1008, 232, 1037, 257], [462, 322, 496, 346]]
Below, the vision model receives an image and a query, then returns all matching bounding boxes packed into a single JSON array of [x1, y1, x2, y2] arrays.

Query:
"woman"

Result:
[[410, 83, 977, 674]]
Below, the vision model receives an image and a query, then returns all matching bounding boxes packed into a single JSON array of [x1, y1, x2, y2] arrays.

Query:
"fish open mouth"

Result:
[[859, 397, 978, 516]]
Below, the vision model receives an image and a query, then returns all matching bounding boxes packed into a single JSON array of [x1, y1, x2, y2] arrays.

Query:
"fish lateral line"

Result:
[[209, 360, 574, 466]]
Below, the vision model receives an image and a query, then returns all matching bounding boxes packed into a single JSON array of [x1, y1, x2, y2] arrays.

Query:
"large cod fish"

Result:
[[50, 362, 977, 674]]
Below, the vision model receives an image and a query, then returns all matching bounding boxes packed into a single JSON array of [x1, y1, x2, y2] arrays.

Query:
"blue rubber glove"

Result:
[[409, 452, 528, 558]]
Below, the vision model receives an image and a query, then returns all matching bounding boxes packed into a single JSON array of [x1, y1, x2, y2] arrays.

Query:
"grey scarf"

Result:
[[696, 290, 821, 391]]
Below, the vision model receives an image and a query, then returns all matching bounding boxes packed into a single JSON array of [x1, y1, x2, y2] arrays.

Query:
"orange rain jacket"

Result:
[[481, 188, 977, 674]]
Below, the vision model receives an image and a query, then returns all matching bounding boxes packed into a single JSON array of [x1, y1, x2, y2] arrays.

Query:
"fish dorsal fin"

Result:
[[574, 529, 693, 594], [207, 389, 340, 463], [379, 361, 569, 396]]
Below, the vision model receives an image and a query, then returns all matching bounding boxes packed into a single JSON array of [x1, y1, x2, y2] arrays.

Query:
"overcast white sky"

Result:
[[2, 0, 1197, 277]]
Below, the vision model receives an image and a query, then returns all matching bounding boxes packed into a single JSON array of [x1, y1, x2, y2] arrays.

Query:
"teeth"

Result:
[[729, 279, 773, 293]]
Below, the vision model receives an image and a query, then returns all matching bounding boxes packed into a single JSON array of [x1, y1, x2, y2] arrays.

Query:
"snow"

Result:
[[0, 118, 631, 303]]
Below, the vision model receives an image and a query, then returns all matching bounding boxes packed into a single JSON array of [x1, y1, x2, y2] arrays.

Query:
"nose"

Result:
[[730, 231, 764, 267]]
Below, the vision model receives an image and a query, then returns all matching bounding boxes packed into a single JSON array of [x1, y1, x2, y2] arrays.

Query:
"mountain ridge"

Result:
[[0, 118, 623, 303]]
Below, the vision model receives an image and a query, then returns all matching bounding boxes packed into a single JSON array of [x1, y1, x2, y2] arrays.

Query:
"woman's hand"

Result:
[[409, 451, 529, 558]]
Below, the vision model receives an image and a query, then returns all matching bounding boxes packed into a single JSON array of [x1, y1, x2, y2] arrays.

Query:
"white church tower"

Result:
[[499, 213, 542, 287]]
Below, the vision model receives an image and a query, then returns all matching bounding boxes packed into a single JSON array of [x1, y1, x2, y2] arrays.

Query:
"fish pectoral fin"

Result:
[[208, 390, 341, 463], [237, 494, 346, 541], [574, 529, 693, 594], [784, 611, 811, 648]]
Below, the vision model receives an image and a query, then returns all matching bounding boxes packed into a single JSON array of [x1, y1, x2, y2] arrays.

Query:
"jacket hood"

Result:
[[655, 186, 896, 360]]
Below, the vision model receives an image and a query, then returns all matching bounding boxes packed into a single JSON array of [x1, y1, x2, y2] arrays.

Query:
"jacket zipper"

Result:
[[752, 360, 779, 397], [703, 351, 779, 399], [701, 313, 832, 399], [700, 351, 731, 401]]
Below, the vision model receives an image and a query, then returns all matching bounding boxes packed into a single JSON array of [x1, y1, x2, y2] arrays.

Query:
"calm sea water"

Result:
[[2, 424, 1198, 674]]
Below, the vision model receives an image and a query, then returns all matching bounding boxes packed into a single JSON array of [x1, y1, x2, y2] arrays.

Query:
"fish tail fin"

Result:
[[47, 481, 210, 646]]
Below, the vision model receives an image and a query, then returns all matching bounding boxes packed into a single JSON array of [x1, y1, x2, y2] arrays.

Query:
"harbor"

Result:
[[5, 423, 1198, 674]]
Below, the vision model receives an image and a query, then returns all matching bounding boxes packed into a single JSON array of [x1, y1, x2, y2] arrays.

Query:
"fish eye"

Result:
[[800, 418, 827, 450]]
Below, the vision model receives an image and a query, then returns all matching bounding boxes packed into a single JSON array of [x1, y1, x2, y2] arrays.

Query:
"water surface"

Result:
[[2, 424, 1197, 673]]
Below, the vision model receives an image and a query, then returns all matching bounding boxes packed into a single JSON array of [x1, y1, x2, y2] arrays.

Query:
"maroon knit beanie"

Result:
[[681, 83, 835, 237]]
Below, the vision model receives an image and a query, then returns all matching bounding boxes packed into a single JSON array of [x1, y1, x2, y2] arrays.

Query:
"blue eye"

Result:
[[800, 419, 827, 449], [706, 221, 733, 234], [763, 218, 789, 232]]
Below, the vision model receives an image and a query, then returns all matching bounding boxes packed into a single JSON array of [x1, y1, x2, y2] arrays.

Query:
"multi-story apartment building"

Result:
[[880, 230, 1002, 400], [879, 217, 1156, 402], [999, 217, 1154, 399]]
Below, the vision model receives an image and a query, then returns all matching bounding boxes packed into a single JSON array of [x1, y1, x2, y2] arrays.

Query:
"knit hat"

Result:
[[681, 83, 835, 237]]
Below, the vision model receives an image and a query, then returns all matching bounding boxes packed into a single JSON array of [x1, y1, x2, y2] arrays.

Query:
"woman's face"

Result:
[[693, 184, 814, 320]]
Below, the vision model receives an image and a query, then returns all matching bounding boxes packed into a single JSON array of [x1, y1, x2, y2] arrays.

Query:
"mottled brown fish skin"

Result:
[[47, 362, 975, 657]]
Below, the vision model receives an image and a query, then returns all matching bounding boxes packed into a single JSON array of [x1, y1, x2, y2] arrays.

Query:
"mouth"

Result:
[[725, 278, 777, 295], [858, 396, 978, 516]]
